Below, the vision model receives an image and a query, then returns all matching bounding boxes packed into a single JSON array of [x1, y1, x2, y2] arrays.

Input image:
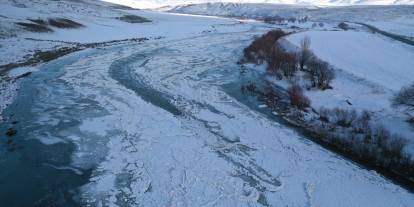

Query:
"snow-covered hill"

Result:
[[170, 2, 414, 21], [170, 2, 414, 39], [103, 0, 414, 9]]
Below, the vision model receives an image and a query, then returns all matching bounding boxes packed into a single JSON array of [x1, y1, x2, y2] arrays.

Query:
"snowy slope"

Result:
[[288, 31, 414, 91], [170, 2, 414, 39], [284, 30, 414, 151], [0, 0, 232, 64], [170, 2, 414, 21]]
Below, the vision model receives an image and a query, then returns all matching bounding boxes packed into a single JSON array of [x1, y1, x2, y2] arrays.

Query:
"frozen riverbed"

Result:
[[1, 5, 414, 207]]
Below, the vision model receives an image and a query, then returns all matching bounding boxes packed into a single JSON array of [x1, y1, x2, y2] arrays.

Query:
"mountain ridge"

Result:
[[102, 0, 414, 9]]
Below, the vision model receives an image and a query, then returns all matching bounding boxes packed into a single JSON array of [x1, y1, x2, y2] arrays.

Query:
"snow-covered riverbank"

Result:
[[285, 31, 414, 154]]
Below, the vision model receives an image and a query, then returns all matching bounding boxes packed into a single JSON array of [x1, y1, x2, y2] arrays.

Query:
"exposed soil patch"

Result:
[[15, 22, 53, 33], [27, 18, 48, 26], [116, 15, 151, 23], [239, 28, 414, 191], [0, 47, 81, 75], [16, 17, 83, 33], [47, 18, 84, 29]]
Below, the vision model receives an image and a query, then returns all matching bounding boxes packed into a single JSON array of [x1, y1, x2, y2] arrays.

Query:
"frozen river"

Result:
[[1, 12, 413, 207]]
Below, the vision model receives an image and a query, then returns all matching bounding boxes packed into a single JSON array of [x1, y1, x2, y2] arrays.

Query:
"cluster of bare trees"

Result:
[[267, 47, 297, 79], [241, 31, 414, 179], [393, 83, 414, 123], [319, 107, 370, 130], [243, 31, 334, 90], [242, 30, 287, 64], [315, 107, 413, 176], [306, 59, 335, 90], [267, 36, 311, 81], [298, 36, 335, 90], [240, 80, 414, 178]]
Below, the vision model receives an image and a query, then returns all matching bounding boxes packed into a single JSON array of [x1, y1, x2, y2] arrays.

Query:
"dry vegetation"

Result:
[[240, 29, 414, 183], [242, 30, 334, 90], [0, 47, 81, 75], [393, 83, 414, 109], [315, 107, 414, 178], [287, 84, 310, 109]]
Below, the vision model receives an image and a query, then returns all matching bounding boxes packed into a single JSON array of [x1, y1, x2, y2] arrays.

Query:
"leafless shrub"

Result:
[[353, 110, 371, 133], [319, 107, 330, 122], [287, 84, 310, 109], [332, 108, 357, 128], [387, 135, 407, 160], [263, 87, 279, 109], [373, 126, 390, 149], [241, 83, 257, 95], [392, 83, 414, 109], [313, 107, 412, 176]]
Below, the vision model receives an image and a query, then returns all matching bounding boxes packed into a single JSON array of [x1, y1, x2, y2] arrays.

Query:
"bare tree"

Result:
[[354, 110, 371, 133], [316, 62, 334, 89], [306, 58, 318, 87], [267, 46, 297, 79], [298, 36, 312, 70], [280, 52, 297, 79]]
